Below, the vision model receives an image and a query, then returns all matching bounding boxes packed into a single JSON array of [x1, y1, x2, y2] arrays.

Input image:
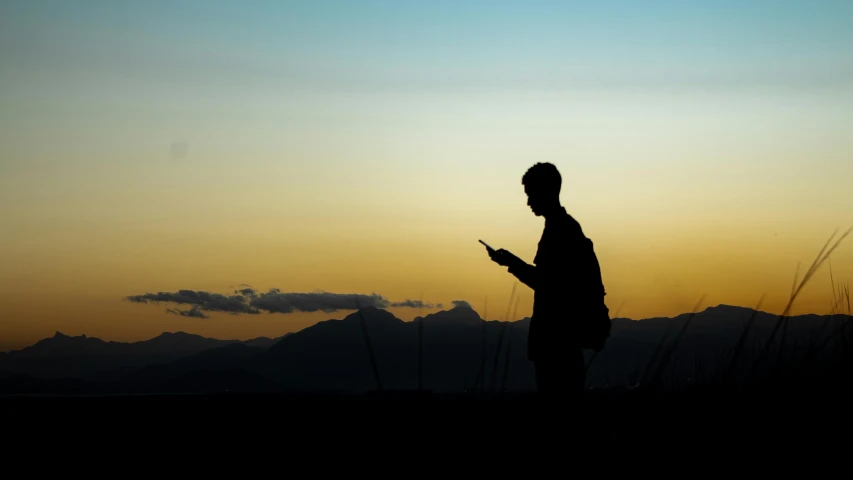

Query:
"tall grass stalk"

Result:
[[418, 292, 424, 391], [747, 227, 852, 383], [489, 322, 510, 392], [497, 296, 522, 393], [354, 298, 382, 391], [646, 294, 706, 391], [639, 323, 673, 387], [500, 325, 513, 395], [479, 296, 487, 394], [718, 294, 766, 384]]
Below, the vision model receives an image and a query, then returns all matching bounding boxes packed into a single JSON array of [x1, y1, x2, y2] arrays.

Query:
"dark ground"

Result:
[[3, 383, 849, 461]]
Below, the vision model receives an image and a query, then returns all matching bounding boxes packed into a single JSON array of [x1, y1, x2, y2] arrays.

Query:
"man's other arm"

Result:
[[507, 260, 539, 290]]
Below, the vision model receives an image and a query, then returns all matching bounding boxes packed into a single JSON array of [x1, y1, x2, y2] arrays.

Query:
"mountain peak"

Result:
[[416, 306, 482, 326], [151, 331, 203, 341], [342, 307, 401, 326], [702, 304, 762, 315]]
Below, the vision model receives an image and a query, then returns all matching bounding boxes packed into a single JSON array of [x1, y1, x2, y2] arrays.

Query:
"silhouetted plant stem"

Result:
[[354, 298, 382, 391], [418, 292, 423, 391], [647, 295, 706, 391], [718, 294, 765, 384], [748, 227, 851, 383]]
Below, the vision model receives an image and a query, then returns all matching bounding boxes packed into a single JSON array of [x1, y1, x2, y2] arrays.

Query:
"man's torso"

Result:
[[527, 208, 604, 359]]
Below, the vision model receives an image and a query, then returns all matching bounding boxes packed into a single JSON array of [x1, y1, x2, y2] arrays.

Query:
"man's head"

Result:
[[522, 162, 561, 216]]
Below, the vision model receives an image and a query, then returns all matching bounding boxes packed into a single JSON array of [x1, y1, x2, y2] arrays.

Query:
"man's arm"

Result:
[[507, 234, 577, 292], [489, 248, 540, 290], [508, 259, 539, 290]]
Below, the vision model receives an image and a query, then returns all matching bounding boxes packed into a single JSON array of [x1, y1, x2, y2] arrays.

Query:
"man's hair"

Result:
[[522, 162, 561, 196]]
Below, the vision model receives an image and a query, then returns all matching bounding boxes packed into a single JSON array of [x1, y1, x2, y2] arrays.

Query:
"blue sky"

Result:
[[3, 0, 852, 93]]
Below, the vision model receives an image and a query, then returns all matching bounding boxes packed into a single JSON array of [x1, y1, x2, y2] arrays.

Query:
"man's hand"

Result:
[[488, 248, 524, 269]]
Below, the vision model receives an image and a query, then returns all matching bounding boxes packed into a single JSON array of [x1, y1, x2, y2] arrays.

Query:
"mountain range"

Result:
[[0, 331, 290, 381], [1, 304, 849, 394]]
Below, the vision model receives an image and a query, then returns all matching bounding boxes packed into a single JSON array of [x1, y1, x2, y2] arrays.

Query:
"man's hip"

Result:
[[526, 317, 584, 360]]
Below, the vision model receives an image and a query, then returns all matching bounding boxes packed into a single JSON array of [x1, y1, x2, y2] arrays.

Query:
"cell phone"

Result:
[[478, 239, 495, 251]]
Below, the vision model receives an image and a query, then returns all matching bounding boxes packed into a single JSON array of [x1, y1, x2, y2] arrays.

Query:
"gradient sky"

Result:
[[2, 0, 852, 350]]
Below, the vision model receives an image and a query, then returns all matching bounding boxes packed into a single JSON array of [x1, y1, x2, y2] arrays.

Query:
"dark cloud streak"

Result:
[[126, 289, 260, 314], [126, 287, 443, 319], [166, 305, 209, 318], [451, 300, 472, 309], [388, 299, 439, 309]]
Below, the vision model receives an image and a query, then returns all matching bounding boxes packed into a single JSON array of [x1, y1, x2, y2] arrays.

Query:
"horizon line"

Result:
[[4, 302, 851, 353]]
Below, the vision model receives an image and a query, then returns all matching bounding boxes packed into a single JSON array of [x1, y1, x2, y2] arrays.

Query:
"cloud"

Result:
[[166, 305, 209, 319], [126, 287, 442, 318], [234, 287, 257, 297], [248, 290, 391, 314], [388, 299, 439, 309], [126, 289, 260, 314], [451, 300, 472, 309]]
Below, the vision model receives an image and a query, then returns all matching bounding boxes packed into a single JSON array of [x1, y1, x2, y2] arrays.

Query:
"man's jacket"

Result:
[[507, 207, 606, 360]]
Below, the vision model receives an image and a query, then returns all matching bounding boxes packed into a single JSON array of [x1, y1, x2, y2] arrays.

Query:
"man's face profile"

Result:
[[525, 184, 545, 217]]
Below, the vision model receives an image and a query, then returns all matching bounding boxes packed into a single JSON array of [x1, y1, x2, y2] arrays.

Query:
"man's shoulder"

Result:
[[555, 211, 585, 237], [538, 212, 587, 259]]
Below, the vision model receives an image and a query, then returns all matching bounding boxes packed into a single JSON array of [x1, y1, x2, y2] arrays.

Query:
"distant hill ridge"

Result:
[[3, 303, 831, 354], [1, 304, 849, 394]]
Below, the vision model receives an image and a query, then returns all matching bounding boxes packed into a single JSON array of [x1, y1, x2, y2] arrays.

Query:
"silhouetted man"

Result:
[[486, 162, 606, 400]]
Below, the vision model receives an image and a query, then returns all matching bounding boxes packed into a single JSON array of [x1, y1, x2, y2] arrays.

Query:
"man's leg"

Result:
[[534, 349, 586, 400], [533, 358, 554, 395], [531, 350, 586, 435], [569, 347, 586, 399]]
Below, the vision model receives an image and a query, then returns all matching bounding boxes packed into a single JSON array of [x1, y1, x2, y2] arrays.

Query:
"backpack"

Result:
[[575, 237, 611, 352], [578, 302, 611, 352]]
